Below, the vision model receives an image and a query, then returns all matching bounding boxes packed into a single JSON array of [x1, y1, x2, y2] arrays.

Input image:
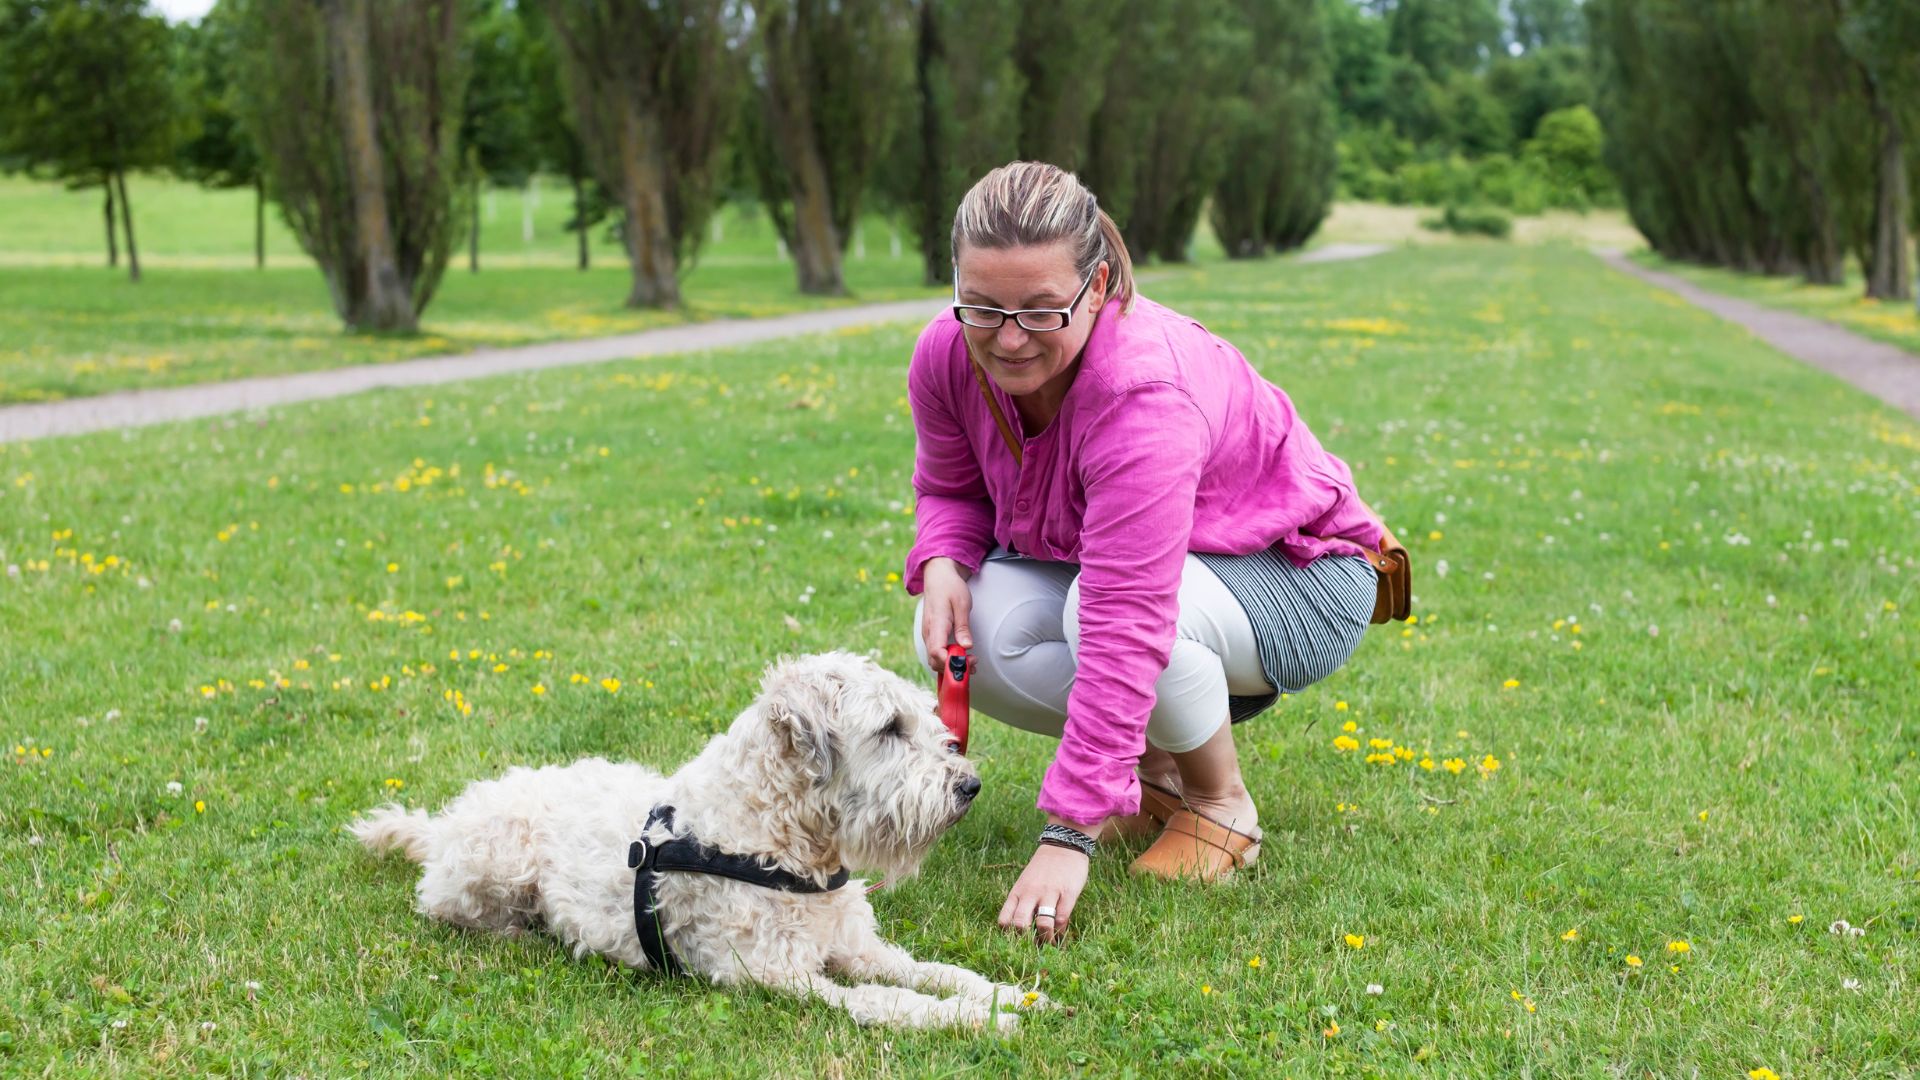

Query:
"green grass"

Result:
[[0, 174, 942, 403], [1632, 251, 1920, 355], [3, 246, 1916, 1076]]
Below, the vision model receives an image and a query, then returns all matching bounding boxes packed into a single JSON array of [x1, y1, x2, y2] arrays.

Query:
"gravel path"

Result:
[[1598, 249, 1920, 422], [0, 244, 1392, 443]]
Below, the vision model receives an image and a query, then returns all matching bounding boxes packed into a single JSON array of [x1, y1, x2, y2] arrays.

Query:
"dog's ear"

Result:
[[764, 688, 838, 785]]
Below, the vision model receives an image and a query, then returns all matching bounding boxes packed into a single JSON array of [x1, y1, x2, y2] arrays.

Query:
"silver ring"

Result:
[[1035, 905, 1057, 920]]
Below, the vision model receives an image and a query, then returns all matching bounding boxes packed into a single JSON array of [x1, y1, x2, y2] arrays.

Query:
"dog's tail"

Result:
[[349, 803, 435, 862]]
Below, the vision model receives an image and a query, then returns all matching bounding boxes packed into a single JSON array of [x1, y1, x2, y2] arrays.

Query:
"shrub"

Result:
[[1422, 204, 1513, 239]]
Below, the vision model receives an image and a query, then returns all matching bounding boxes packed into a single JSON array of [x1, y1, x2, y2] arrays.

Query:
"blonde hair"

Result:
[[951, 161, 1137, 315]]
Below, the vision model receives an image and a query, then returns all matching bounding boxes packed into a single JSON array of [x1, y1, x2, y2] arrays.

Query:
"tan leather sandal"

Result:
[[1098, 779, 1186, 843], [1128, 808, 1262, 882]]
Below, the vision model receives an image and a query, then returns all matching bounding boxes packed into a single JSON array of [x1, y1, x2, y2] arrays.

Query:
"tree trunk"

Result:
[[470, 174, 480, 273], [115, 169, 141, 283], [614, 100, 679, 308], [914, 1, 949, 286], [1863, 98, 1912, 301], [103, 180, 118, 268], [254, 173, 265, 270], [324, 0, 414, 331], [572, 170, 589, 271], [759, 11, 845, 297]]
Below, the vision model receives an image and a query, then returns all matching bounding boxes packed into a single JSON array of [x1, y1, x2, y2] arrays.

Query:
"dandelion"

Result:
[[1787, 914, 1804, 925], [384, 778, 405, 790], [194, 800, 206, 814], [1749, 1070, 1780, 1080], [1341, 720, 1357, 733], [1697, 810, 1709, 822], [1561, 928, 1578, 942], [1200, 984, 1213, 996], [1502, 678, 1519, 689], [532, 684, 546, 696], [1248, 955, 1263, 969], [1022, 991, 1039, 1006], [1344, 934, 1365, 949], [601, 678, 622, 694], [1335, 701, 1349, 712], [1625, 955, 1642, 968], [1667, 940, 1689, 954]]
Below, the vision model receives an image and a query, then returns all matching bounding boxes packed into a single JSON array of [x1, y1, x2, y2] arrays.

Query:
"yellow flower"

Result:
[[601, 678, 621, 694], [1479, 754, 1502, 773], [1335, 701, 1349, 712], [1787, 914, 1804, 925], [1443, 757, 1466, 774], [1561, 928, 1579, 942], [386, 562, 399, 573], [1667, 940, 1690, 954], [1200, 984, 1213, 996], [1524, 1000, 1536, 1014], [1368, 738, 1393, 750], [1749, 1069, 1780, 1080], [532, 684, 546, 696], [1021, 991, 1039, 1007], [194, 800, 206, 813], [1323, 1020, 1340, 1038], [1625, 955, 1643, 968], [1341, 720, 1357, 733], [1697, 810, 1709, 822], [1344, 934, 1365, 949], [1419, 756, 1435, 770], [1502, 678, 1519, 689], [1510, 989, 1522, 1000], [1332, 735, 1359, 752], [1248, 955, 1263, 969], [492, 663, 508, 673]]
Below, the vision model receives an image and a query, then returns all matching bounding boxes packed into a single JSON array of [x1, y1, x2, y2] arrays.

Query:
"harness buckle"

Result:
[[627, 840, 648, 869]]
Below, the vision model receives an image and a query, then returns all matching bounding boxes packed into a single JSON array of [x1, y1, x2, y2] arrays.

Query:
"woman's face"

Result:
[[953, 242, 1108, 401]]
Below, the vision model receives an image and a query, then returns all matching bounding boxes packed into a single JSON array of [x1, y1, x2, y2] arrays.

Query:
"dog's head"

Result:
[[745, 651, 981, 881]]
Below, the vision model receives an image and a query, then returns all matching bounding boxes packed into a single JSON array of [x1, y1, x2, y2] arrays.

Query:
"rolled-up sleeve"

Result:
[[904, 323, 996, 596], [1038, 382, 1209, 824]]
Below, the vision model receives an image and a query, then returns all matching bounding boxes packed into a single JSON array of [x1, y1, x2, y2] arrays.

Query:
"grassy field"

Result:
[[0, 174, 943, 404], [2, 244, 1914, 1076], [1628, 252, 1920, 356]]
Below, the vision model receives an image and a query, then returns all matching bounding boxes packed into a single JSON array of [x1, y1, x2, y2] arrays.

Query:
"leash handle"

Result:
[[937, 644, 972, 754]]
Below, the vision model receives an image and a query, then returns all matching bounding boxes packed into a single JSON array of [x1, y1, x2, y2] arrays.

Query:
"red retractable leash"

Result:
[[937, 643, 973, 755]]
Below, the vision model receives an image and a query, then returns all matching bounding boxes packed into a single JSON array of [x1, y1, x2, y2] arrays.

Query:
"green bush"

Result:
[[1422, 204, 1513, 239]]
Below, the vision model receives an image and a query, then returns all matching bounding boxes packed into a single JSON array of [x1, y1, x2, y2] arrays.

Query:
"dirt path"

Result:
[[1598, 250, 1920, 422], [0, 245, 1391, 443]]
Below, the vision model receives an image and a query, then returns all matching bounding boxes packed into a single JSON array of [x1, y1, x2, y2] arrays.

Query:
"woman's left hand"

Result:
[[999, 821, 1097, 945]]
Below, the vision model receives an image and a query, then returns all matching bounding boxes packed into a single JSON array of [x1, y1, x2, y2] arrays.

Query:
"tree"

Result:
[[1211, 0, 1338, 257], [231, 0, 469, 332], [1838, 0, 1918, 301], [743, 0, 913, 296], [518, 2, 603, 271], [0, 0, 179, 282], [173, 2, 267, 268], [460, 0, 538, 273], [542, 0, 740, 308], [1386, 0, 1503, 77], [1013, 0, 1119, 171], [891, 0, 1022, 286]]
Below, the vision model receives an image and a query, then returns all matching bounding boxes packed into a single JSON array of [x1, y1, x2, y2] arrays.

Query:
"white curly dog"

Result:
[[352, 651, 1045, 1031]]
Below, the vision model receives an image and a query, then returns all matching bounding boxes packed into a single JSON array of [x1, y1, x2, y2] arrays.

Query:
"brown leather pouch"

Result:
[[1360, 523, 1411, 624]]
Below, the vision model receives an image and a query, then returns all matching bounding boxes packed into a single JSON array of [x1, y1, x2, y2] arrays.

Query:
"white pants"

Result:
[[911, 551, 1274, 754]]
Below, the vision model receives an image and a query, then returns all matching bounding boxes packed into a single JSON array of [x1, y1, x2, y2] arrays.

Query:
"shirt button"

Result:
[[1015, 499, 1031, 512]]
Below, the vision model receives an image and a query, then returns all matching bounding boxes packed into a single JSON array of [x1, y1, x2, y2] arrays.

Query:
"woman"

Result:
[[905, 162, 1396, 945]]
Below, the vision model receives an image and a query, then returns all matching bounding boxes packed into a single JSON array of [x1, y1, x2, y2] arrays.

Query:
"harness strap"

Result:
[[629, 804, 850, 976]]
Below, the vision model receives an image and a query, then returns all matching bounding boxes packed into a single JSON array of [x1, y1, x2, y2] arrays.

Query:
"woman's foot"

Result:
[[1098, 773, 1185, 843]]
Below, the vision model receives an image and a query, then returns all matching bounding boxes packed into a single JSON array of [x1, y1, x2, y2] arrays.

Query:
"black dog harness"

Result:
[[628, 804, 850, 976]]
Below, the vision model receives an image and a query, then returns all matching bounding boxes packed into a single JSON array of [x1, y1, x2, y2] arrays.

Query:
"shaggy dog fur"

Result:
[[352, 651, 1045, 1031]]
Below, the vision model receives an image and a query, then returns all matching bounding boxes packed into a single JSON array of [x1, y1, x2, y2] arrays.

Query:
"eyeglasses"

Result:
[[952, 264, 1099, 333]]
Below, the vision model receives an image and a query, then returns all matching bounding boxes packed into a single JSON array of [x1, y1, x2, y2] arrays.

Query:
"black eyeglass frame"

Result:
[[951, 262, 1103, 333]]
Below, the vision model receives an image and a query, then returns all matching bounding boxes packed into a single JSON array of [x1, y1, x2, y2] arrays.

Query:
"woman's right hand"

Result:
[[918, 557, 974, 672]]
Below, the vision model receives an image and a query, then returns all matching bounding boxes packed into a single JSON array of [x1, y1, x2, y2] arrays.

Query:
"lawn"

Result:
[[0, 174, 943, 404], [2, 245, 1915, 1077], [1630, 251, 1920, 356]]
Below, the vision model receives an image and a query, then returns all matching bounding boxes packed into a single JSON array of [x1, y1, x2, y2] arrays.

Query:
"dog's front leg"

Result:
[[755, 970, 1019, 1033], [831, 935, 1050, 1013]]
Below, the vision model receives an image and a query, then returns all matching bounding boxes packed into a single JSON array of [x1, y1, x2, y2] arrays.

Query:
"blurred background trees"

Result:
[[0, 0, 1913, 323]]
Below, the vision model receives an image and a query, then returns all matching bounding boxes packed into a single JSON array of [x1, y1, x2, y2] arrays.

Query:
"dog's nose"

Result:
[[954, 775, 982, 803]]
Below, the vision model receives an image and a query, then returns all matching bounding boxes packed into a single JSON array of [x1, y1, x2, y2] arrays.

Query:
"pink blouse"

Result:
[[904, 294, 1382, 825]]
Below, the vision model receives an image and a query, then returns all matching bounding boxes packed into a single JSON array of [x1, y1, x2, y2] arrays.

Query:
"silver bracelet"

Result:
[[1039, 823, 1096, 859]]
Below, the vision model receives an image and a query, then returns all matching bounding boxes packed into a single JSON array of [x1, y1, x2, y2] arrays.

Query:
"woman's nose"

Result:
[[994, 321, 1030, 351]]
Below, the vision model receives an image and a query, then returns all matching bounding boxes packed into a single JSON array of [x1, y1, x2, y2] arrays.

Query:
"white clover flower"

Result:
[[1366, 983, 1383, 995], [1842, 978, 1862, 992], [166, 781, 184, 796]]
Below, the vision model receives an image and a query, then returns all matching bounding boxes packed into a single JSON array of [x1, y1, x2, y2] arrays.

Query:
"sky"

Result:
[[151, 0, 215, 23]]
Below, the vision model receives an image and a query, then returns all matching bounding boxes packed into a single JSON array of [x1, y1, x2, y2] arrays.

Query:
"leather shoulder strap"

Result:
[[962, 335, 1023, 466]]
